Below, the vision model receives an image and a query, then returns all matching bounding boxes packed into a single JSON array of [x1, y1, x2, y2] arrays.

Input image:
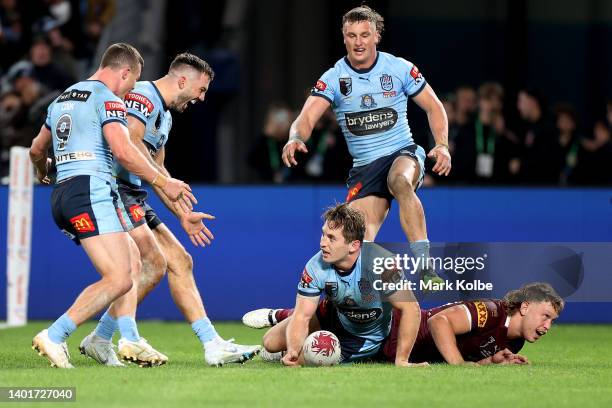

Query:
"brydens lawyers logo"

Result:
[[129, 205, 145, 222], [345, 182, 363, 202], [70, 213, 95, 233]]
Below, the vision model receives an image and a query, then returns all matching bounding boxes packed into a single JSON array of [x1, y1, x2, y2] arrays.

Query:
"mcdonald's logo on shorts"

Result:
[[129, 205, 145, 222], [70, 212, 96, 233]]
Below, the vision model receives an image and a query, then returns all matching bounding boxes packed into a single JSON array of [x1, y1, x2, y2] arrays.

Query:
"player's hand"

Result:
[[395, 360, 429, 368], [511, 353, 530, 365], [491, 349, 518, 364], [35, 158, 52, 185], [180, 212, 215, 247], [281, 350, 301, 367], [282, 140, 308, 167], [162, 178, 197, 209], [427, 144, 452, 176]]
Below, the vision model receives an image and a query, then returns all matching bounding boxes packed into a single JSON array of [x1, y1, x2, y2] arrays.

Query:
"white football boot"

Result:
[[32, 329, 74, 369], [260, 348, 284, 362], [242, 308, 280, 329], [118, 337, 168, 367], [204, 337, 261, 366], [79, 332, 125, 367]]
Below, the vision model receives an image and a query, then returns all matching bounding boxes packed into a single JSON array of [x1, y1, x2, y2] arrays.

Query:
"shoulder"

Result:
[[305, 251, 328, 274]]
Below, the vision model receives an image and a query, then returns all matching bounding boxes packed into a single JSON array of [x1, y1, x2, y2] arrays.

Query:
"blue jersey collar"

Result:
[[334, 255, 359, 277], [343, 52, 379, 74], [150, 81, 168, 111]]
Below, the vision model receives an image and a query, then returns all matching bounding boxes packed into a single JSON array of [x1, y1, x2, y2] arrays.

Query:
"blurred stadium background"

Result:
[[0, 0, 611, 323]]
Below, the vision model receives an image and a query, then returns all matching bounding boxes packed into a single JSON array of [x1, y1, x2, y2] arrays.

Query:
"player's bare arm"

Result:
[[427, 304, 472, 365], [389, 292, 426, 367], [150, 147, 215, 248], [103, 121, 193, 203], [126, 116, 196, 213], [283, 294, 318, 367], [29, 125, 53, 184], [412, 84, 452, 176], [282, 95, 329, 167]]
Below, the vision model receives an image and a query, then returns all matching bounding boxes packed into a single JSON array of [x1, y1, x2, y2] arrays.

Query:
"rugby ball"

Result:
[[302, 330, 341, 366]]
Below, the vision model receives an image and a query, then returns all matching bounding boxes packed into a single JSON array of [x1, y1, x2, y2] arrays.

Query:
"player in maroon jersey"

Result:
[[382, 282, 563, 365], [243, 282, 563, 365]]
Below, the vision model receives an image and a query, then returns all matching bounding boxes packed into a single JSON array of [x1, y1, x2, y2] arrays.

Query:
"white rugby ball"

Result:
[[302, 330, 342, 366]]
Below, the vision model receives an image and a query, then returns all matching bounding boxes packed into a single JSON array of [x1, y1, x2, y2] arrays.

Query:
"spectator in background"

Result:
[[454, 85, 477, 126], [571, 120, 612, 185], [0, 0, 25, 71], [4, 36, 74, 93], [248, 103, 294, 183], [554, 104, 580, 185], [451, 82, 519, 184], [309, 107, 352, 183], [516, 88, 560, 184]]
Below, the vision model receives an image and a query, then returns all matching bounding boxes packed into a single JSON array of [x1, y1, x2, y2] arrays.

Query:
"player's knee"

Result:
[[143, 249, 167, 283], [108, 274, 133, 298], [170, 250, 193, 277], [388, 172, 415, 197], [262, 331, 282, 352]]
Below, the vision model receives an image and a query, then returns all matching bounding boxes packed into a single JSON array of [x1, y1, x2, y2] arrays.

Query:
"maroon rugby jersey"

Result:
[[383, 300, 525, 363]]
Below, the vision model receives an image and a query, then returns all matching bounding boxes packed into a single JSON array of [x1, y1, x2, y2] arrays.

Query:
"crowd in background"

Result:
[[0, 0, 115, 181], [250, 84, 612, 186]]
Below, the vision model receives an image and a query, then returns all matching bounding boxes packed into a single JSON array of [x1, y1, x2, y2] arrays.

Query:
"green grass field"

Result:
[[1, 322, 611, 407]]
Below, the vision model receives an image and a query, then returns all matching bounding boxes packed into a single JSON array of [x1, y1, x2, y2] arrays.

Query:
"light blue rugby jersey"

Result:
[[113, 81, 172, 186], [45, 80, 128, 182], [311, 51, 426, 167], [297, 251, 394, 346]]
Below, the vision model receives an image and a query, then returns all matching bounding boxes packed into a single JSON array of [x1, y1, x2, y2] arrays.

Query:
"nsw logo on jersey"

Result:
[[338, 307, 382, 324], [345, 108, 398, 136], [104, 101, 127, 119], [125, 93, 154, 118], [379, 74, 393, 91]]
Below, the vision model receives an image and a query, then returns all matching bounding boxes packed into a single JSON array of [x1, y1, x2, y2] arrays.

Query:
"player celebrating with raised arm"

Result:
[[29, 43, 194, 368], [282, 6, 450, 283], [260, 203, 424, 367], [79, 53, 260, 367]]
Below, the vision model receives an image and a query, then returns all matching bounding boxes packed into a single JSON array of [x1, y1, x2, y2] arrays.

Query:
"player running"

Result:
[[244, 282, 563, 365], [260, 203, 424, 367], [79, 53, 260, 367], [29, 43, 194, 368], [281, 6, 450, 283]]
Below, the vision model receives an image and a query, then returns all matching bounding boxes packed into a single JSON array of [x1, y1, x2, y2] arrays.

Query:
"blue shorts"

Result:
[[115, 179, 161, 231], [316, 299, 383, 363], [51, 175, 126, 245], [345, 144, 426, 202]]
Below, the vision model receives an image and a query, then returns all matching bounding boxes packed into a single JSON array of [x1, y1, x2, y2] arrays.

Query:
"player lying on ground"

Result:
[[80, 53, 260, 367], [260, 203, 425, 367], [282, 6, 449, 284], [29, 43, 194, 368], [244, 282, 563, 365]]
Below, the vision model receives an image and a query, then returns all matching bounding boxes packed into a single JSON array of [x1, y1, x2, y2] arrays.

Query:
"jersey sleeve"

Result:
[[296, 256, 324, 297], [397, 58, 427, 97], [98, 92, 128, 127], [464, 300, 505, 332], [44, 104, 52, 130], [124, 90, 156, 125], [310, 68, 337, 106]]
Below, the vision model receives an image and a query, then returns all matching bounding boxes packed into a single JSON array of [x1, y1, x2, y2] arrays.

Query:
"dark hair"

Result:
[[554, 103, 577, 122], [100, 43, 143, 71], [478, 82, 504, 101], [342, 5, 384, 38], [323, 203, 366, 243], [169, 53, 215, 81], [502, 282, 564, 316], [520, 87, 546, 110]]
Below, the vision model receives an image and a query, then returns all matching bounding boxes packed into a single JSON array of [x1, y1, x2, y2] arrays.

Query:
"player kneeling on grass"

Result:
[[259, 203, 426, 367], [247, 282, 563, 365]]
